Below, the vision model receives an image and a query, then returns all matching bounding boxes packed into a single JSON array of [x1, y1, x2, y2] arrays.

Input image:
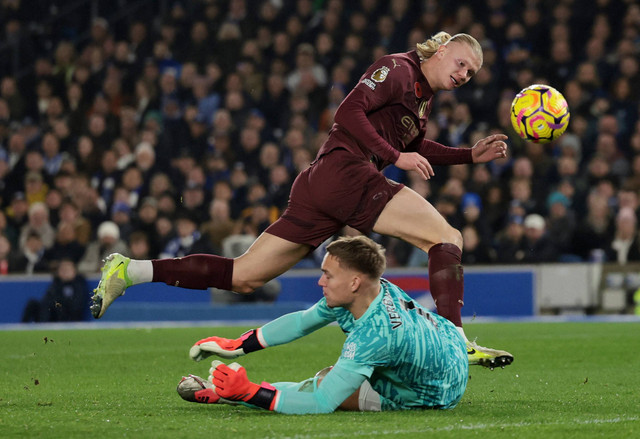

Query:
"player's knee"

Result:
[[451, 228, 463, 249], [441, 227, 463, 250]]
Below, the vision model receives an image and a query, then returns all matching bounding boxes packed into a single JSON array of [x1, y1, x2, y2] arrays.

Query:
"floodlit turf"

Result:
[[1, 322, 639, 438]]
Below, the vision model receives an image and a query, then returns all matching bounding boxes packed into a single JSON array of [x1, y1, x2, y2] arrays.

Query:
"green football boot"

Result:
[[90, 253, 132, 319]]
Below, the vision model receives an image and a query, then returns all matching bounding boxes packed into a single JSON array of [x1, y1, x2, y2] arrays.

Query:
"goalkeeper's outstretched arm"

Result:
[[208, 360, 368, 414], [190, 300, 336, 361]]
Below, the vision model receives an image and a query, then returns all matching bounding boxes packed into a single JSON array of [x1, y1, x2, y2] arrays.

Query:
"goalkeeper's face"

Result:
[[318, 254, 358, 309]]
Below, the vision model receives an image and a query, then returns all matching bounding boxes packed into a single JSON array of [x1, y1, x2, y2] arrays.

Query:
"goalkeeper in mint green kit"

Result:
[[178, 236, 468, 413]]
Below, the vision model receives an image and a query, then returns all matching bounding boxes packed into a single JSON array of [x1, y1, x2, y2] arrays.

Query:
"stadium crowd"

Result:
[[1, 0, 640, 278]]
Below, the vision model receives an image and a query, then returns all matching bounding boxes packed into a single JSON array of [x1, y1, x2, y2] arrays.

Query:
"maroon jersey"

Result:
[[318, 50, 472, 171]]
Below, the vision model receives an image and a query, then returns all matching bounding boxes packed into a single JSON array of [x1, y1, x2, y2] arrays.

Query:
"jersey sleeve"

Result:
[[333, 57, 406, 164], [273, 363, 366, 414], [416, 138, 473, 165], [260, 299, 336, 347], [337, 329, 390, 375]]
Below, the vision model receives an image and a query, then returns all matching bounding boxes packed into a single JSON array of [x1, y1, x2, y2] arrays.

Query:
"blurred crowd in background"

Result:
[[1, 0, 640, 278]]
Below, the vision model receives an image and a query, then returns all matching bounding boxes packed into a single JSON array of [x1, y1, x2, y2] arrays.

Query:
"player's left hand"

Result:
[[471, 134, 508, 163], [190, 329, 265, 361]]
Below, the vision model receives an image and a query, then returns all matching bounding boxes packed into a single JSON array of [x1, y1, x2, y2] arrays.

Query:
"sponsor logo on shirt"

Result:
[[401, 115, 419, 144], [362, 78, 376, 90]]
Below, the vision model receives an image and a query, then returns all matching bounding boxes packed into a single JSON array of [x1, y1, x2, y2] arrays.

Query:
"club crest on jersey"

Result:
[[371, 66, 390, 83], [343, 342, 356, 360]]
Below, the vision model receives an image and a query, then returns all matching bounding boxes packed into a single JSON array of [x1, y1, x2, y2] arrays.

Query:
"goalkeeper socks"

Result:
[[152, 254, 233, 290], [428, 243, 464, 327]]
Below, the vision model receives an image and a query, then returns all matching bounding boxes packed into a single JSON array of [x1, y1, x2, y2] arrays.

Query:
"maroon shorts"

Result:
[[265, 148, 404, 247]]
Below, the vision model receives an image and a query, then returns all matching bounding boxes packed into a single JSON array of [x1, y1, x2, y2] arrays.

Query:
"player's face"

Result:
[[433, 42, 481, 91], [318, 254, 357, 309]]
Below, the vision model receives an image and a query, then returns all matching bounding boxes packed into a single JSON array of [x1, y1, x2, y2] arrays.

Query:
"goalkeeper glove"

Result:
[[209, 361, 278, 411], [190, 328, 266, 361]]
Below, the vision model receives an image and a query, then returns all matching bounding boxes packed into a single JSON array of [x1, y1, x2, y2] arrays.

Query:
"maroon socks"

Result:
[[428, 243, 464, 327], [152, 254, 233, 290]]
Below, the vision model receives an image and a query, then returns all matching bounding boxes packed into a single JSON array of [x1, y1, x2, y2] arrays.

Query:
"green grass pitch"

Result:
[[1, 322, 639, 438]]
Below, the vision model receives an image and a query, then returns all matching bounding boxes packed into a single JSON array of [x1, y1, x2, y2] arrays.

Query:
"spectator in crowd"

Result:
[[545, 191, 577, 260], [200, 198, 236, 255], [14, 231, 50, 274], [78, 220, 129, 274], [494, 215, 525, 264], [128, 230, 151, 260], [110, 200, 134, 243], [606, 207, 640, 264], [21, 259, 89, 322], [5, 192, 30, 234], [461, 224, 494, 265], [518, 213, 558, 263], [571, 191, 615, 261], [0, 234, 21, 274], [24, 170, 48, 205], [45, 221, 85, 265], [0, 0, 638, 299], [159, 209, 214, 259], [19, 201, 56, 250], [0, 209, 18, 249], [57, 199, 92, 246], [132, 196, 160, 255]]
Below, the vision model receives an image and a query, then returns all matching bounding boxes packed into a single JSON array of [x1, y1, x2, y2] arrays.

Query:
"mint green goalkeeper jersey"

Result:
[[261, 279, 468, 414]]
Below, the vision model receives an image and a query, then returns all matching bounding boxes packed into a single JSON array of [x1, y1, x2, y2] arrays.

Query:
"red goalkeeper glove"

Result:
[[209, 361, 278, 411], [189, 329, 265, 361]]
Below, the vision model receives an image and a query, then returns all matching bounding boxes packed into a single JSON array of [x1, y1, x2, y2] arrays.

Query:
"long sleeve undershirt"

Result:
[[259, 301, 371, 414]]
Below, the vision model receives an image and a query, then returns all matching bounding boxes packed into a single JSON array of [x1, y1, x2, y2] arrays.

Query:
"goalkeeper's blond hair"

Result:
[[326, 236, 386, 280], [416, 32, 483, 66]]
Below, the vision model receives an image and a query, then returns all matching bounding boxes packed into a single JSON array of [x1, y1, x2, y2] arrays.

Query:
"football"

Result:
[[510, 84, 570, 143]]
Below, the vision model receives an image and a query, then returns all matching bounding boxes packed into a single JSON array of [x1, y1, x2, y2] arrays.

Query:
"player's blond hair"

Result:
[[416, 32, 483, 65], [326, 235, 386, 280]]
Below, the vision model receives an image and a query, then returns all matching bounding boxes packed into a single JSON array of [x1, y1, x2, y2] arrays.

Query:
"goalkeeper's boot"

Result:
[[90, 253, 132, 319], [467, 341, 513, 369], [177, 375, 221, 404]]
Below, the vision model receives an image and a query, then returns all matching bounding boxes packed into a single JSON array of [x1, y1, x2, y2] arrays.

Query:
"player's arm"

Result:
[[208, 360, 368, 415], [333, 58, 403, 165], [416, 134, 508, 165], [273, 362, 368, 414], [415, 138, 473, 165], [190, 300, 335, 361]]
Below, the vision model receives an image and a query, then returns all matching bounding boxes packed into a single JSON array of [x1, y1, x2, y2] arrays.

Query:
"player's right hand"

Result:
[[395, 152, 434, 180], [189, 329, 265, 361], [208, 360, 278, 410]]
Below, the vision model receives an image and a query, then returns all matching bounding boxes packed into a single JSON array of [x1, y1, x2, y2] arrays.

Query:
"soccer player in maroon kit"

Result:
[[92, 32, 513, 368]]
